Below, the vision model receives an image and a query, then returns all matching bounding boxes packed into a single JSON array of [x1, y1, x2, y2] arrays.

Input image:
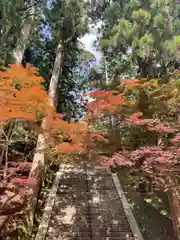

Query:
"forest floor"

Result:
[[0, 153, 32, 239], [118, 171, 175, 240]]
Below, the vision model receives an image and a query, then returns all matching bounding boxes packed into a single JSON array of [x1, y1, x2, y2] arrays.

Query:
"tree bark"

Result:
[[48, 40, 64, 107], [156, 138, 180, 240], [0, 1, 36, 140], [1, 6, 64, 234], [13, 0, 35, 63], [0, 3, 65, 238], [167, 176, 180, 240], [23, 38, 64, 238]]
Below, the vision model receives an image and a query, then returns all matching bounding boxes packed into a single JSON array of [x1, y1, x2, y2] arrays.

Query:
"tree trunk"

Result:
[[2, 11, 64, 235], [137, 56, 153, 78], [0, 1, 36, 139], [13, 1, 35, 63], [22, 38, 64, 238], [104, 59, 109, 86], [157, 138, 180, 239], [48, 40, 64, 108], [0, 4, 65, 239], [167, 177, 180, 240]]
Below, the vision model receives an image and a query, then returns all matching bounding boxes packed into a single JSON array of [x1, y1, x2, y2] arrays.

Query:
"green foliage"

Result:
[[28, 0, 90, 120], [94, 0, 180, 80], [0, 0, 22, 64]]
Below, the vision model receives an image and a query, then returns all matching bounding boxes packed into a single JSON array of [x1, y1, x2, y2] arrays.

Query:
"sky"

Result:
[[80, 33, 102, 63], [80, 22, 103, 64], [45, 0, 102, 64]]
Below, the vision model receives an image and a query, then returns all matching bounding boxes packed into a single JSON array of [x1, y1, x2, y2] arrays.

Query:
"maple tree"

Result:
[[0, 64, 46, 207], [0, 62, 179, 239], [0, 64, 90, 200], [0, 63, 89, 149], [0, 64, 48, 122], [85, 73, 180, 239], [0, 64, 98, 240]]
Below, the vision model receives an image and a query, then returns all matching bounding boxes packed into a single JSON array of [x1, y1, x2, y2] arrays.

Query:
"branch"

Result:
[[16, 0, 44, 13], [0, 121, 14, 165], [22, 12, 41, 20]]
